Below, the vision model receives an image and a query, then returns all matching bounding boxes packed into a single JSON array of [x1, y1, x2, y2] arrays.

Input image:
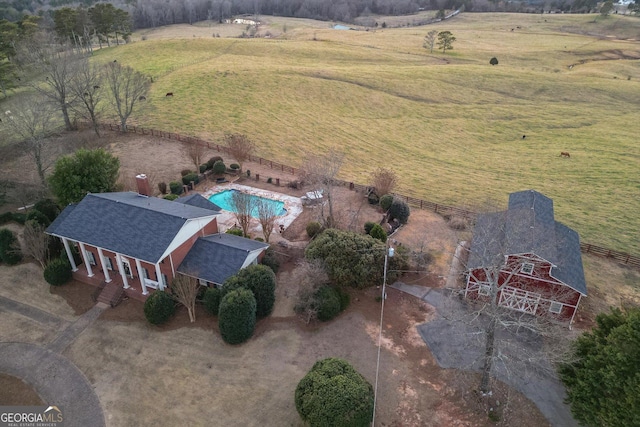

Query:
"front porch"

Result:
[[72, 265, 152, 303]]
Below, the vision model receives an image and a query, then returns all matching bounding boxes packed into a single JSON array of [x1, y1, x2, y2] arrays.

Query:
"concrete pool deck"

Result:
[[202, 183, 303, 238]]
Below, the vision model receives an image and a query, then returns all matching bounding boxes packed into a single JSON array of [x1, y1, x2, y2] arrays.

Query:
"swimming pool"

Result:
[[208, 189, 287, 218]]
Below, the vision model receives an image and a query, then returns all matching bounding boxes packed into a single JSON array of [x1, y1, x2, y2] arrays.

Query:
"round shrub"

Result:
[[367, 192, 379, 205], [219, 288, 256, 344], [163, 194, 179, 201], [182, 173, 199, 186], [43, 257, 72, 286], [246, 170, 251, 177], [207, 156, 223, 169], [212, 160, 226, 175], [266, 177, 273, 184], [230, 163, 240, 170], [180, 169, 192, 177], [0, 228, 22, 265], [389, 198, 410, 224], [364, 221, 376, 235], [169, 181, 183, 195], [199, 164, 208, 173], [315, 286, 342, 322], [158, 182, 167, 194], [369, 223, 387, 243], [143, 291, 175, 325], [25, 209, 50, 227], [379, 194, 393, 211], [295, 358, 374, 427], [33, 199, 60, 222], [261, 248, 279, 274], [336, 287, 351, 311], [222, 264, 276, 319], [203, 287, 222, 315], [306, 221, 322, 238], [490, 57, 499, 65]]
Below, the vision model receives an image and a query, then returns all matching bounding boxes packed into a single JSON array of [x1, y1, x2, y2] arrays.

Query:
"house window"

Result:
[[162, 274, 168, 287], [549, 301, 563, 314], [478, 283, 491, 296], [143, 268, 150, 279], [87, 251, 96, 266], [122, 260, 133, 278], [105, 257, 113, 270], [198, 279, 207, 287], [521, 263, 534, 275]]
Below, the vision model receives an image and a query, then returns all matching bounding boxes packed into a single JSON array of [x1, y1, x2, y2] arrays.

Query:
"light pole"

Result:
[[372, 245, 394, 427]]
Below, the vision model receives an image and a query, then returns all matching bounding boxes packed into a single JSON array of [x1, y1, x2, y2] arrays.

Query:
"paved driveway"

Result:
[[391, 283, 579, 427]]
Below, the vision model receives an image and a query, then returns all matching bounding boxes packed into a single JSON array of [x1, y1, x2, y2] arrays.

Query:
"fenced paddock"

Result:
[[97, 122, 640, 269]]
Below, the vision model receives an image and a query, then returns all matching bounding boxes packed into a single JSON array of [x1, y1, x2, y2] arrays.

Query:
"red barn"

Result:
[[465, 190, 586, 325], [46, 175, 268, 304]]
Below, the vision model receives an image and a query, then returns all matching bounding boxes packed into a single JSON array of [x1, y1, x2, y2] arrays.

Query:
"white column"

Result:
[[97, 248, 111, 283], [116, 253, 130, 289], [155, 263, 164, 291], [135, 259, 148, 295], [79, 243, 94, 277], [62, 238, 77, 272]]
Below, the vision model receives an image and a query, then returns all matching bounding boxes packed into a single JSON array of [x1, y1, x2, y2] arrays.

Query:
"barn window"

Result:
[[549, 302, 563, 314], [478, 283, 491, 296], [521, 263, 534, 275]]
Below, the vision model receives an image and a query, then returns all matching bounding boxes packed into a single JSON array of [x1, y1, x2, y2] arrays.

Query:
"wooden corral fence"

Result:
[[97, 122, 640, 269]]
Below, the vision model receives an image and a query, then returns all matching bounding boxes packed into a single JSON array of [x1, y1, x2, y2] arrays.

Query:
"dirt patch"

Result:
[[49, 280, 97, 315], [0, 373, 44, 405]]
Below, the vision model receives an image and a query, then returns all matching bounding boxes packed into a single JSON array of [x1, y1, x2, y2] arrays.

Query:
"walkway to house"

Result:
[[0, 296, 106, 426], [389, 282, 578, 427]]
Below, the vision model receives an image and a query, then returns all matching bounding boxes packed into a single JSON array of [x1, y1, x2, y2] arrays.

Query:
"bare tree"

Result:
[[224, 133, 255, 172], [436, 194, 582, 403], [103, 62, 149, 132], [184, 142, 205, 172], [369, 167, 398, 197], [256, 198, 278, 242], [423, 30, 438, 54], [22, 221, 50, 269], [292, 260, 329, 324], [3, 94, 57, 186], [18, 33, 83, 131], [69, 60, 104, 136], [171, 273, 200, 323], [230, 191, 256, 237], [302, 148, 345, 228]]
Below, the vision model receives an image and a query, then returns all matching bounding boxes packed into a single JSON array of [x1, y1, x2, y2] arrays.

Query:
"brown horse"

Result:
[[165, 92, 173, 97], [560, 152, 571, 158]]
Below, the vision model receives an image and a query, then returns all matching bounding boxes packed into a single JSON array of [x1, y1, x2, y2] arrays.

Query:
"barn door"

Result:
[[498, 286, 540, 314]]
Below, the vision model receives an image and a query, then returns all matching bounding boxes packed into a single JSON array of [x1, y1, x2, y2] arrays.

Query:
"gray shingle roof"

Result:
[[46, 192, 218, 263], [179, 194, 221, 212], [177, 234, 269, 285], [467, 190, 586, 295]]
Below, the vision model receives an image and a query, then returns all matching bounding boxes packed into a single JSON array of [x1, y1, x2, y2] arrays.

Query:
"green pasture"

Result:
[[29, 14, 640, 252]]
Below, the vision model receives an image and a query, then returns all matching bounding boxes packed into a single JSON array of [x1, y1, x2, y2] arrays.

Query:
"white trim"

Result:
[[79, 243, 94, 277], [158, 216, 218, 262], [97, 247, 112, 283], [135, 259, 148, 295], [499, 285, 541, 314], [155, 264, 165, 291], [62, 238, 78, 272], [116, 253, 130, 289]]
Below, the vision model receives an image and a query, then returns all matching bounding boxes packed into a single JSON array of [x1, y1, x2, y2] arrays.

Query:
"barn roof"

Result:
[[46, 192, 218, 263], [467, 190, 586, 295]]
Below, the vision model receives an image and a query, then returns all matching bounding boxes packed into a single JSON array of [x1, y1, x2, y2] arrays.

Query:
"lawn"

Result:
[[85, 13, 640, 254]]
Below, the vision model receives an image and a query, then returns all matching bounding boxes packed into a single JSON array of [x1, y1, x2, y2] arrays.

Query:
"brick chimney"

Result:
[[135, 174, 151, 197]]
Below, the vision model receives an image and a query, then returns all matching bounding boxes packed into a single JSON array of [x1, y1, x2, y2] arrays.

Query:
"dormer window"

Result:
[[521, 262, 534, 275]]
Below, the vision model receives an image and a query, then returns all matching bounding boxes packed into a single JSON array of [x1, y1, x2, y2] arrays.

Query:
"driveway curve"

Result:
[[0, 342, 105, 427]]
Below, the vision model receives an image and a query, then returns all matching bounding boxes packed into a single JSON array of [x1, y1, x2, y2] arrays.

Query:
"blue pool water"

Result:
[[208, 190, 287, 218]]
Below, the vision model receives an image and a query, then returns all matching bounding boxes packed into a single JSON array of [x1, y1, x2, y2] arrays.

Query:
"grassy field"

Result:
[[6, 12, 640, 253]]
